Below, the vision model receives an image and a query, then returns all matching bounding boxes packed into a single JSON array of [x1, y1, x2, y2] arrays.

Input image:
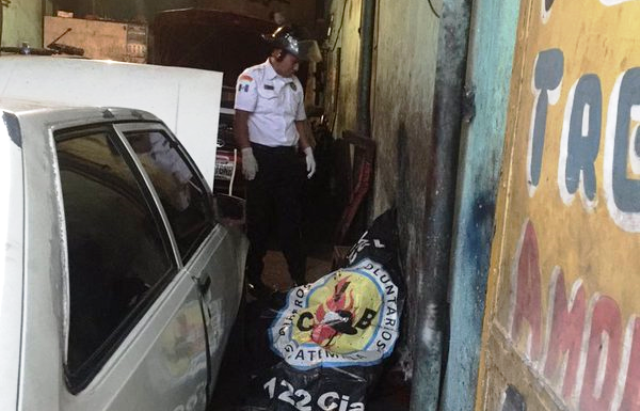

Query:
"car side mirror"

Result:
[[213, 194, 245, 228]]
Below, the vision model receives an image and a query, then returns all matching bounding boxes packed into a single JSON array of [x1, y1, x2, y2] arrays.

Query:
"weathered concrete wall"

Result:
[[478, 1, 640, 410], [323, 0, 441, 377], [322, 1, 440, 387], [2, 0, 44, 47], [441, 0, 521, 409], [323, 0, 440, 386], [370, 1, 440, 385], [370, 0, 439, 220]]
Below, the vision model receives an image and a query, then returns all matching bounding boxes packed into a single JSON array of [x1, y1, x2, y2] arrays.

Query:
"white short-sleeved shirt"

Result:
[[234, 59, 306, 147]]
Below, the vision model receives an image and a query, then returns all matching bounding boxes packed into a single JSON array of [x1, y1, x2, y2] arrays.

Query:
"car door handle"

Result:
[[196, 276, 211, 295], [193, 275, 213, 319]]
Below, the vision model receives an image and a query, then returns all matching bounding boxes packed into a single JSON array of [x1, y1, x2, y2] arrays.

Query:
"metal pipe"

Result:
[[409, 0, 473, 410], [356, 0, 375, 137]]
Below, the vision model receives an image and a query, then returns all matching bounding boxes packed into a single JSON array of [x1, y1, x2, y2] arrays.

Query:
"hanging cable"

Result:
[[428, 0, 441, 18], [329, 0, 349, 52]]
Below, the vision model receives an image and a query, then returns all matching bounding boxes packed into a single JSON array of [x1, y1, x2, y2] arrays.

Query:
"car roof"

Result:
[[0, 98, 163, 125], [0, 97, 64, 112], [0, 104, 24, 411]]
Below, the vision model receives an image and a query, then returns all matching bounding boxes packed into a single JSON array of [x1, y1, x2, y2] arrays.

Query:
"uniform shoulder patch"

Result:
[[239, 74, 253, 82]]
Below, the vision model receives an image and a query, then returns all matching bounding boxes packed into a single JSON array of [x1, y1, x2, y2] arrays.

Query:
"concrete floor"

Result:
[[261, 249, 333, 291]]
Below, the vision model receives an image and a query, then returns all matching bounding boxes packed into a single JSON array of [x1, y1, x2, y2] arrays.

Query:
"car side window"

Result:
[[55, 127, 176, 391], [123, 129, 215, 261]]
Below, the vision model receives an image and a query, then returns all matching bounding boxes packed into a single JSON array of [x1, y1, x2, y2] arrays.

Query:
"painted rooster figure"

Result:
[[311, 276, 358, 348]]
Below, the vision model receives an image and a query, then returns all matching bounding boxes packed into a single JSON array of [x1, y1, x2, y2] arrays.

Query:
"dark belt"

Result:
[[251, 142, 297, 154]]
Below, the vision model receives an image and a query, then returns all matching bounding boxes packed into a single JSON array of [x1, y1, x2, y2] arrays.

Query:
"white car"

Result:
[[0, 100, 247, 411]]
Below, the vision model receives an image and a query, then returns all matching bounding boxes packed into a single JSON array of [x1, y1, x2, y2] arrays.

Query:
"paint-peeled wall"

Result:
[[370, 0, 439, 219], [322, 0, 440, 379], [369, 0, 439, 376], [478, 1, 640, 410], [2, 0, 44, 47], [323, 0, 363, 138]]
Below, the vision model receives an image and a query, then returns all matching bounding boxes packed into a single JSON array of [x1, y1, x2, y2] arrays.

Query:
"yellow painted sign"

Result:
[[478, 0, 640, 410]]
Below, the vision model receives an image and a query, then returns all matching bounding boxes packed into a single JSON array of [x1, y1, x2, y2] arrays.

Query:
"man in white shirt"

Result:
[[234, 26, 321, 296]]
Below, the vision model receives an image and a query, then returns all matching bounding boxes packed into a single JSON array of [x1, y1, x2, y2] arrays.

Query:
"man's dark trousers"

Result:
[[245, 143, 306, 289]]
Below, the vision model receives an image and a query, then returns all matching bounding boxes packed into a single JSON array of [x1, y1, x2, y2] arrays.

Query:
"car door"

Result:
[[54, 124, 210, 411], [112, 123, 243, 398]]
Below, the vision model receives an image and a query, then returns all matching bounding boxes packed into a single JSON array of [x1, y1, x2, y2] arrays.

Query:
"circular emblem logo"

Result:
[[269, 259, 400, 369]]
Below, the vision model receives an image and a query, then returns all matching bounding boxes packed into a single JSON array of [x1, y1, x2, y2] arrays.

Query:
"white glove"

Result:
[[304, 147, 316, 179], [241, 147, 258, 180]]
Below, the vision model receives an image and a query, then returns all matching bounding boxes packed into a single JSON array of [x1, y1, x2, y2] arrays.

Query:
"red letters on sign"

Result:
[[509, 220, 640, 410], [543, 269, 586, 399], [511, 221, 543, 361], [621, 318, 640, 411], [579, 296, 622, 411]]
